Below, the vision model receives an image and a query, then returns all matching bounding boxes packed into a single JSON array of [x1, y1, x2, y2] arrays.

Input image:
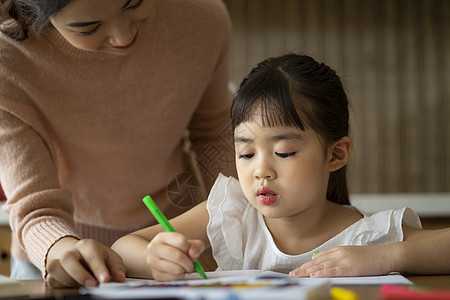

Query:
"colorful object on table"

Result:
[[313, 251, 320, 255], [142, 195, 208, 279], [330, 286, 359, 300], [380, 284, 450, 300]]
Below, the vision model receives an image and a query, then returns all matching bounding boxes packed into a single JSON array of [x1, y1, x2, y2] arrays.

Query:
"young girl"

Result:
[[112, 54, 450, 281]]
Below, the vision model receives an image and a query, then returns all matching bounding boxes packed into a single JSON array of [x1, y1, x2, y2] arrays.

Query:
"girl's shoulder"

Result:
[[361, 207, 422, 230], [327, 207, 422, 247]]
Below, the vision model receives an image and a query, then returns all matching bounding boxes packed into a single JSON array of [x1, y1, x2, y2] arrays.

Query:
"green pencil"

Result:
[[142, 195, 208, 280]]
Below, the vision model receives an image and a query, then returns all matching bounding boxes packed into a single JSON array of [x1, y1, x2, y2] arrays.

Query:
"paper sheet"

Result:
[[83, 270, 328, 300], [82, 270, 411, 300]]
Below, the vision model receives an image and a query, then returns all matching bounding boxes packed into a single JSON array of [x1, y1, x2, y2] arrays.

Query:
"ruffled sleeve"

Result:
[[349, 207, 422, 246], [206, 173, 250, 270]]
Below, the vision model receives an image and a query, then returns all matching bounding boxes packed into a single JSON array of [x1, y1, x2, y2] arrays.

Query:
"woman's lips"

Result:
[[114, 31, 138, 49], [257, 186, 278, 205]]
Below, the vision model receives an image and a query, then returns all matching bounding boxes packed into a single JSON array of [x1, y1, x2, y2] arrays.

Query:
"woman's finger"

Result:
[[105, 249, 126, 283], [75, 239, 116, 285], [59, 247, 99, 287], [46, 258, 82, 288]]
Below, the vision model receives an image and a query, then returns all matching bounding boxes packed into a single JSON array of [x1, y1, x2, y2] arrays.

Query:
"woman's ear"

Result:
[[328, 136, 352, 172]]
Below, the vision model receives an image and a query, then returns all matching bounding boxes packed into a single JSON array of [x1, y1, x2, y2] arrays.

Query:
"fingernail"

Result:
[[85, 279, 97, 287], [99, 272, 108, 283], [191, 250, 202, 261]]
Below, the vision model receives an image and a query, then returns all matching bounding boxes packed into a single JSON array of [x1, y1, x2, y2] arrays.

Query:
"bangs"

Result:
[[231, 67, 307, 131]]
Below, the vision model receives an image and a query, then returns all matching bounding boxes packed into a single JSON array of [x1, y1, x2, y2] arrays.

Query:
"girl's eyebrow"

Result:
[[235, 132, 303, 144], [270, 132, 303, 142], [234, 136, 253, 144]]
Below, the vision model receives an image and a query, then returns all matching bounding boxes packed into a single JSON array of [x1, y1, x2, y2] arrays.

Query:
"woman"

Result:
[[0, 0, 234, 288]]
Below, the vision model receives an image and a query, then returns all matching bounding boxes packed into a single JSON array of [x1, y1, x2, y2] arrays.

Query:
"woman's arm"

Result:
[[111, 201, 210, 280], [186, 0, 237, 189], [0, 110, 126, 287]]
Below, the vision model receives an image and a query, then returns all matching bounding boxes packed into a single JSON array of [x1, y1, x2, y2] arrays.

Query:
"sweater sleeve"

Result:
[[0, 110, 79, 275], [187, 1, 237, 190]]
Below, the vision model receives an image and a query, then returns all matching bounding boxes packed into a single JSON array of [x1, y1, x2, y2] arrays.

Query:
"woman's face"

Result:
[[50, 0, 153, 56]]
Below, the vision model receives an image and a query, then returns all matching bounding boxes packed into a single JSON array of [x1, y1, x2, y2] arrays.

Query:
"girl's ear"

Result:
[[328, 136, 352, 172]]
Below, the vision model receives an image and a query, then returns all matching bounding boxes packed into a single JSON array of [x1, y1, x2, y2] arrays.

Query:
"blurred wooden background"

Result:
[[223, 0, 450, 194]]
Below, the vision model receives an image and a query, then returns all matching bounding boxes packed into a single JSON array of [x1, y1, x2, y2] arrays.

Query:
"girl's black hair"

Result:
[[231, 53, 350, 205], [0, 0, 70, 40]]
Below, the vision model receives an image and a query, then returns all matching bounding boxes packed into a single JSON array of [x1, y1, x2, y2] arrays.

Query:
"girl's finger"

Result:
[[289, 266, 310, 277], [310, 266, 341, 277], [187, 240, 205, 261], [148, 255, 191, 281], [157, 232, 191, 252], [149, 243, 195, 273]]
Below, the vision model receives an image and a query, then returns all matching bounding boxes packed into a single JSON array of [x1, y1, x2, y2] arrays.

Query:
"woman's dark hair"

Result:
[[231, 53, 350, 205], [0, 0, 70, 40]]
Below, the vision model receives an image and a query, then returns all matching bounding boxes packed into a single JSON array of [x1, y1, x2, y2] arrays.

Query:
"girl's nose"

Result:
[[253, 159, 276, 180]]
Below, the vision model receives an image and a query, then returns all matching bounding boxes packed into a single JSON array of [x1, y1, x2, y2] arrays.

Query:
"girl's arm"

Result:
[[391, 226, 450, 274], [291, 226, 450, 277], [111, 201, 210, 280]]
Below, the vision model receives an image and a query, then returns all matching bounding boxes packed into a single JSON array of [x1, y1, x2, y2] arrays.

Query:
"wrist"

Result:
[[44, 236, 80, 280], [47, 236, 80, 259], [384, 242, 406, 273]]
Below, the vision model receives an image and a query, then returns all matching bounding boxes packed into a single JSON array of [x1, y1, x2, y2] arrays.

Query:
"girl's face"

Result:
[[50, 0, 153, 56], [234, 109, 333, 220]]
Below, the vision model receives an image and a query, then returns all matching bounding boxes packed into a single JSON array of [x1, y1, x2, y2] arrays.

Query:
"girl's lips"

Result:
[[114, 31, 138, 49], [257, 186, 278, 205]]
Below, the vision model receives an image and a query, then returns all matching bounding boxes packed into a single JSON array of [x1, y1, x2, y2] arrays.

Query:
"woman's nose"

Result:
[[108, 20, 134, 47]]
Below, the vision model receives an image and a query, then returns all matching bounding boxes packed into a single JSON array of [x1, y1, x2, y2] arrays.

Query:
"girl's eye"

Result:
[[275, 152, 296, 158], [238, 153, 254, 160], [126, 0, 144, 10], [79, 24, 102, 36]]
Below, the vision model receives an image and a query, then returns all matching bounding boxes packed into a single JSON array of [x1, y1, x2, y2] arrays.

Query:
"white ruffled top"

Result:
[[206, 173, 422, 273]]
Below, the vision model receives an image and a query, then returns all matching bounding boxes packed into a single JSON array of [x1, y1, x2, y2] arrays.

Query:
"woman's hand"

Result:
[[289, 245, 392, 278], [146, 231, 205, 281], [46, 237, 126, 288]]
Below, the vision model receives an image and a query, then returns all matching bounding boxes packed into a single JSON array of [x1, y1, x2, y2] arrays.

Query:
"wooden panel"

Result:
[[223, 0, 450, 194]]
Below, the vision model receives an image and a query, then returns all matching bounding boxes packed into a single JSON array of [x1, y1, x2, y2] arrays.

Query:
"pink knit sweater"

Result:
[[0, 0, 234, 275]]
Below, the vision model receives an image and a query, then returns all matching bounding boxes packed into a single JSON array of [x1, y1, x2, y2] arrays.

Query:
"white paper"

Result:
[[82, 270, 411, 300], [82, 270, 328, 300], [298, 274, 412, 285]]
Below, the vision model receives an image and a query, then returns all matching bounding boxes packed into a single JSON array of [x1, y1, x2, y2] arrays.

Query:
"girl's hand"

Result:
[[289, 246, 392, 278], [146, 231, 205, 281], [46, 237, 126, 288]]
